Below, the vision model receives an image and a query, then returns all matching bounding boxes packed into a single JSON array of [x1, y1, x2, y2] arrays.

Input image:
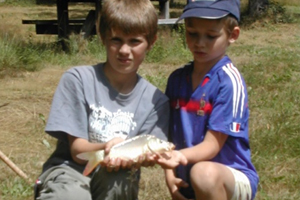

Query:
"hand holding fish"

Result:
[[104, 152, 158, 172], [102, 137, 127, 172], [156, 150, 188, 169], [77, 135, 175, 176], [103, 137, 125, 155]]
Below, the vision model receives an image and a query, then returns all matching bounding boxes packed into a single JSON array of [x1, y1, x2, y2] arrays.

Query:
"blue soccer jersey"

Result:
[[165, 56, 259, 199]]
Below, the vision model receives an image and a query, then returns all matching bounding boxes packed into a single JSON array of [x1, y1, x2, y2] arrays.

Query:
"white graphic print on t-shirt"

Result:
[[89, 104, 137, 143]]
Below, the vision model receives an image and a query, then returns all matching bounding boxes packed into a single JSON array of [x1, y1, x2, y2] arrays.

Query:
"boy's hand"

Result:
[[102, 137, 125, 172], [104, 157, 134, 172], [104, 137, 125, 154], [135, 152, 158, 168], [102, 138, 158, 172], [156, 150, 188, 169], [167, 177, 192, 200], [104, 153, 157, 172]]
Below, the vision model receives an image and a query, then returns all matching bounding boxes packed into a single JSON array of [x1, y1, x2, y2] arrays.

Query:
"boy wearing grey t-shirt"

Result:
[[34, 0, 169, 199]]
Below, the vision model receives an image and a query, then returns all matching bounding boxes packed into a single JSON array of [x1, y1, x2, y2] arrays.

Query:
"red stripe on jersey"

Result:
[[170, 99, 212, 115], [201, 77, 210, 87]]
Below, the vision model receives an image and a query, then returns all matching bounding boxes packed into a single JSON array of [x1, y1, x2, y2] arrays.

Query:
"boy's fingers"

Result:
[[179, 155, 188, 165], [160, 152, 172, 159], [106, 165, 114, 172], [105, 137, 125, 153], [178, 180, 189, 188], [102, 156, 110, 165], [112, 158, 121, 171], [172, 191, 189, 200]]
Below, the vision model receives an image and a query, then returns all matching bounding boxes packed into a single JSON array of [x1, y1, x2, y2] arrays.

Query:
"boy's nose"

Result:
[[196, 36, 205, 47], [119, 43, 131, 54]]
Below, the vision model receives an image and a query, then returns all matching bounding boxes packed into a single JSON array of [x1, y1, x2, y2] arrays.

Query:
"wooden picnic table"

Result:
[[22, 0, 177, 40]]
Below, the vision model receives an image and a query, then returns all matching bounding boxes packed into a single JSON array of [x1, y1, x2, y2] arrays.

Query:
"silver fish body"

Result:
[[77, 135, 175, 176]]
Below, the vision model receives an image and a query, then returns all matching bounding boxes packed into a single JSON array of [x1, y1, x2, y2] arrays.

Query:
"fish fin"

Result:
[[80, 150, 105, 176], [83, 159, 98, 176], [76, 152, 93, 161]]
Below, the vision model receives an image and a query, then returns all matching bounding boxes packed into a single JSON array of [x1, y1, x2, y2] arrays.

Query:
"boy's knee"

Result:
[[190, 162, 221, 190], [37, 181, 91, 200], [35, 166, 91, 200]]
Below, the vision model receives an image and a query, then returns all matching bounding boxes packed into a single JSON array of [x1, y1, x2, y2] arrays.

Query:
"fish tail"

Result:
[[77, 150, 105, 176]]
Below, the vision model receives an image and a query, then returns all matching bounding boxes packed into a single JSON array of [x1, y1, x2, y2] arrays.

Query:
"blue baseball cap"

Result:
[[177, 0, 240, 22]]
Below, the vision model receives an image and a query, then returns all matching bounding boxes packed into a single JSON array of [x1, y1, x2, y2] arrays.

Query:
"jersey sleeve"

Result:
[[208, 64, 249, 138], [45, 68, 89, 141]]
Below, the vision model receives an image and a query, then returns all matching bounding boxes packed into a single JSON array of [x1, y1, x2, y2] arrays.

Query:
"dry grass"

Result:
[[0, 68, 63, 180]]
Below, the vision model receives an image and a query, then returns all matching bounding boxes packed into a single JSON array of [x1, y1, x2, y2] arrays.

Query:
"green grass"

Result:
[[0, 1, 300, 200]]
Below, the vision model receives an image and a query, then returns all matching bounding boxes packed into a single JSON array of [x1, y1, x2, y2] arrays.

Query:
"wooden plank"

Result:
[[69, 0, 95, 2], [57, 0, 69, 39], [22, 19, 86, 25], [23, 18, 180, 26], [35, 24, 86, 35], [81, 10, 96, 38], [158, 18, 181, 25], [23, 17, 181, 35]]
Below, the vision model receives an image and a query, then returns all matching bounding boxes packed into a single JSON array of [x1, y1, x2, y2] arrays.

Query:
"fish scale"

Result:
[[77, 135, 175, 176]]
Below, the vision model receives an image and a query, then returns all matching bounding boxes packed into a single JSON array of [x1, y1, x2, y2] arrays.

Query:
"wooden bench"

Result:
[[22, 0, 178, 39]]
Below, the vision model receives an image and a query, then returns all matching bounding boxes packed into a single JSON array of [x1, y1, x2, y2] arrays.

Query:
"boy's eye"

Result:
[[207, 35, 218, 39], [187, 31, 197, 36], [111, 38, 122, 43], [130, 38, 142, 45]]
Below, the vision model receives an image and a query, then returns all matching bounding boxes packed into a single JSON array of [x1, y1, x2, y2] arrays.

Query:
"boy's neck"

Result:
[[103, 63, 138, 94], [192, 66, 209, 91], [192, 56, 224, 91]]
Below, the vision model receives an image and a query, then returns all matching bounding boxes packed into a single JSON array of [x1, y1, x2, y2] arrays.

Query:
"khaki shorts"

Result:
[[227, 167, 252, 200]]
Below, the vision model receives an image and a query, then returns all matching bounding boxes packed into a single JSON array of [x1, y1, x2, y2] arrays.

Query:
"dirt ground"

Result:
[[0, 67, 62, 179]]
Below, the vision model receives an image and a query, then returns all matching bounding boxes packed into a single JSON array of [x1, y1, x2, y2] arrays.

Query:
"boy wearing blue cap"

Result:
[[157, 0, 259, 199]]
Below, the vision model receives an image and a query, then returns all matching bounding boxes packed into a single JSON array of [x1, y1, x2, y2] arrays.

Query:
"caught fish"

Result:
[[77, 135, 175, 176]]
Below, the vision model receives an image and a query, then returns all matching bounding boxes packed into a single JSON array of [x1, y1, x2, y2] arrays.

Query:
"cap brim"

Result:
[[176, 8, 229, 23]]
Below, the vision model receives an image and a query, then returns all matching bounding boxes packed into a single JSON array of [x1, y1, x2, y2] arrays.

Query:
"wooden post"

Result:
[[57, 0, 69, 51]]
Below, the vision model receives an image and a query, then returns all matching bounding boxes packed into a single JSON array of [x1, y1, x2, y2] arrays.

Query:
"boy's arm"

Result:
[[157, 130, 227, 168], [68, 135, 124, 165], [181, 130, 228, 164]]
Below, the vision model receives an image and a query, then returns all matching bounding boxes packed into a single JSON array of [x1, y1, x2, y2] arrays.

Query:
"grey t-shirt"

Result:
[[43, 63, 169, 173]]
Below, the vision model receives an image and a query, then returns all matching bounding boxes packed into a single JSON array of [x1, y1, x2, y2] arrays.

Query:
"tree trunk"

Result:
[[248, 0, 269, 17]]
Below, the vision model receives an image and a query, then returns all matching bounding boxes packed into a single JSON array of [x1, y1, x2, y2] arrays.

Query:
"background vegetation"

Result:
[[0, 0, 299, 199]]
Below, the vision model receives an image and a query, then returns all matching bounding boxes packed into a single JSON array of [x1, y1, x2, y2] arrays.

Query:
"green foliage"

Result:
[[240, 0, 299, 26], [267, 1, 295, 23], [0, 178, 32, 199], [2, 0, 36, 6], [0, 32, 107, 77], [144, 71, 167, 92], [146, 26, 191, 64], [0, 32, 47, 77]]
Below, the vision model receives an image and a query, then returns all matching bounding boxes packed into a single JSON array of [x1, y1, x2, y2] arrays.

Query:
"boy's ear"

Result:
[[229, 26, 240, 44], [148, 35, 157, 50]]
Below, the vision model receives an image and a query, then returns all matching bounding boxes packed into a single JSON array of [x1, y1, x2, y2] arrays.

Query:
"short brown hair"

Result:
[[98, 0, 158, 45], [222, 15, 239, 36]]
